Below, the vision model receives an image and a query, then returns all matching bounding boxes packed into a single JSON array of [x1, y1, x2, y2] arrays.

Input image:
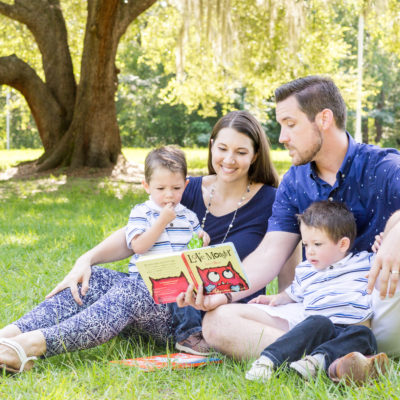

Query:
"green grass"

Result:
[[0, 147, 291, 177], [1, 150, 398, 399]]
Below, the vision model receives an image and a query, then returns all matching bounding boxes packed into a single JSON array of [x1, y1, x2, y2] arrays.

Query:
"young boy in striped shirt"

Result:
[[125, 146, 210, 349], [126, 146, 210, 270], [246, 201, 388, 384]]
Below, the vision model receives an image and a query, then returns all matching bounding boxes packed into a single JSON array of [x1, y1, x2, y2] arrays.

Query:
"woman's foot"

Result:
[[0, 331, 46, 373], [0, 338, 36, 373], [0, 324, 22, 339]]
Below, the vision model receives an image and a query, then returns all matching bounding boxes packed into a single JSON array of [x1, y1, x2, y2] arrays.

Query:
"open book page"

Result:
[[110, 353, 222, 371], [136, 253, 192, 304]]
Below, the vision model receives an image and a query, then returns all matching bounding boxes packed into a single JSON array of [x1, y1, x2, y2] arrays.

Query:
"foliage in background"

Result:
[[1, 1, 400, 150]]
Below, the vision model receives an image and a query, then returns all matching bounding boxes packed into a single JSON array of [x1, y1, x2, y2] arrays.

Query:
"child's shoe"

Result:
[[175, 332, 211, 356], [245, 355, 274, 382], [290, 355, 321, 379]]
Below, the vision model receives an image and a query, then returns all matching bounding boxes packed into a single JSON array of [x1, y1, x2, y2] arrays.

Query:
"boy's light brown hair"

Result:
[[297, 201, 357, 248], [144, 145, 187, 182]]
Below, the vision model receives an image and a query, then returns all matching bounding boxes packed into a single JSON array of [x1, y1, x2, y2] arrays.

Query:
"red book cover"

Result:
[[135, 242, 249, 304], [110, 353, 222, 371]]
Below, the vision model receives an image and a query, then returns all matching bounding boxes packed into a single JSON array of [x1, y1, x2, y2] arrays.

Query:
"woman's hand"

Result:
[[176, 284, 227, 311], [45, 227, 132, 305], [45, 256, 92, 305]]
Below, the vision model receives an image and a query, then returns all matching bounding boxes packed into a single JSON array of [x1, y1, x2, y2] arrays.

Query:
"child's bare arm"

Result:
[[248, 291, 294, 306], [130, 203, 176, 254]]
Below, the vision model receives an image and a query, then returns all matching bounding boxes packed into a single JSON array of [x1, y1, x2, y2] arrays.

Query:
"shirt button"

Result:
[[342, 174, 345, 178], [170, 223, 174, 227], [328, 197, 334, 201], [329, 266, 334, 269]]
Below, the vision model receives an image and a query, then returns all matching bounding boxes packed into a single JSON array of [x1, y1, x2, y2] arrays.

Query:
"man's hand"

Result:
[[371, 232, 384, 253], [368, 219, 400, 298], [176, 284, 227, 311]]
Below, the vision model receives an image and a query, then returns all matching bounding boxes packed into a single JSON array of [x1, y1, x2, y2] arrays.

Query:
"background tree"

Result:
[[0, 0, 156, 170]]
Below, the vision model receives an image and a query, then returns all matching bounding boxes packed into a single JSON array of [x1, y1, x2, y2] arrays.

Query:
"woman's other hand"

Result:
[[45, 255, 92, 305]]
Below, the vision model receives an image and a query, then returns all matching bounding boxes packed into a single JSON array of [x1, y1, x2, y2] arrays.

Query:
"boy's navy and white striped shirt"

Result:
[[125, 198, 201, 273], [285, 251, 374, 325]]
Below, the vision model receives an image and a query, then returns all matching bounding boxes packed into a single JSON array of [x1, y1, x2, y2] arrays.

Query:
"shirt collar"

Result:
[[320, 252, 353, 271], [145, 197, 185, 213], [308, 131, 356, 182]]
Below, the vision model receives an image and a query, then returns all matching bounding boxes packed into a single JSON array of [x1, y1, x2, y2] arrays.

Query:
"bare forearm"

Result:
[[130, 219, 167, 254], [80, 227, 133, 267], [230, 231, 300, 302]]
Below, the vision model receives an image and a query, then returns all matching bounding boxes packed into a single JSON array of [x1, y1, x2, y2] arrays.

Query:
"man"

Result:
[[177, 75, 400, 360]]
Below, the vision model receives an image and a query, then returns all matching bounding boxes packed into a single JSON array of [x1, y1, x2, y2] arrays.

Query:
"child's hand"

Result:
[[249, 292, 292, 306], [159, 203, 176, 225], [199, 231, 210, 247], [249, 294, 278, 306], [371, 232, 384, 253]]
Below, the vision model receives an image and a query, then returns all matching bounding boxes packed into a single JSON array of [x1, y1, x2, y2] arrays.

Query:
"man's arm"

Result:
[[176, 230, 300, 310], [368, 210, 400, 298]]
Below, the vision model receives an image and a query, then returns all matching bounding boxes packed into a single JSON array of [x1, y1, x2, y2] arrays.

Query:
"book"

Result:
[[110, 353, 222, 371], [136, 242, 249, 304]]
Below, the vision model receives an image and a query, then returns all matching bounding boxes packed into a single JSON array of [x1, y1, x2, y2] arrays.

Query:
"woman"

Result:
[[0, 111, 280, 373]]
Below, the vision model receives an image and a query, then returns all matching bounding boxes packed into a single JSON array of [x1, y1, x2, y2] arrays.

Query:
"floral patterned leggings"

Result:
[[14, 266, 172, 357]]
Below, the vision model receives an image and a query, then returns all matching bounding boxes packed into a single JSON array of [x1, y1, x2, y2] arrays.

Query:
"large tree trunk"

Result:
[[0, 0, 157, 171]]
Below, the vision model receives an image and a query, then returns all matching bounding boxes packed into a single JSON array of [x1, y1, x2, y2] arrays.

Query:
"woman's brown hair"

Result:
[[207, 111, 279, 187]]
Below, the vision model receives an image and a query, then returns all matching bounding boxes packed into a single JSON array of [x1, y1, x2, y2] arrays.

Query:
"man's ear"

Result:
[[316, 108, 334, 130], [142, 180, 150, 194], [338, 236, 351, 254]]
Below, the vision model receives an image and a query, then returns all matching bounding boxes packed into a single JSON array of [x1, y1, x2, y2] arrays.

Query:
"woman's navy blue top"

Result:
[[181, 176, 276, 301]]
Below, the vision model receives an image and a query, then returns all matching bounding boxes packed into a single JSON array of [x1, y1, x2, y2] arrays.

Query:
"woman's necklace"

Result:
[[201, 182, 251, 243]]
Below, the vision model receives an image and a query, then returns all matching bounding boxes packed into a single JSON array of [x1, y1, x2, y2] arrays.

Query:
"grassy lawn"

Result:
[[0, 147, 291, 177], [0, 149, 397, 399]]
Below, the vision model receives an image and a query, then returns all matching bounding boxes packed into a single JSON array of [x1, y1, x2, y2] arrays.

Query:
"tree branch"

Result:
[[0, 55, 65, 151], [0, 0, 76, 122], [116, 0, 157, 40]]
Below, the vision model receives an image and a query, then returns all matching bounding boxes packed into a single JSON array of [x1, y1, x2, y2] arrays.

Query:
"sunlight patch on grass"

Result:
[[0, 149, 43, 171], [1, 232, 39, 246]]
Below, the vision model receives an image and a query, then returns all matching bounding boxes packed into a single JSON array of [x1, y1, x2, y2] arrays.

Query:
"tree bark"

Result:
[[0, 0, 157, 171]]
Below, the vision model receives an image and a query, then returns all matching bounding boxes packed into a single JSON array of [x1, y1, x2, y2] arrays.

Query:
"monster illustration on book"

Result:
[[196, 261, 249, 294]]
